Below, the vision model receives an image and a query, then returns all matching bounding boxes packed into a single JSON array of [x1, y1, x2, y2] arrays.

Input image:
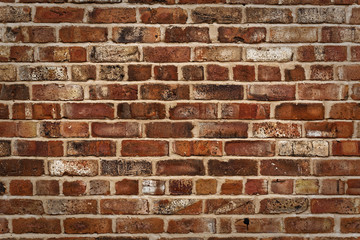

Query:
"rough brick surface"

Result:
[[0, 0, 357, 238]]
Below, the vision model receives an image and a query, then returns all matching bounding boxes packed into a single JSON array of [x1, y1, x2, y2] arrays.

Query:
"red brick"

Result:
[[305, 122, 354, 138], [271, 179, 294, 194], [35, 7, 84, 23], [261, 159, 310, 176], [88, 8, 136, 23], [64, 103, 114, 119], [38, 46, 86, 62], [36, 180, 59, 196], [347, 179, 360, 194], [341, 218, 360, 233], [128, 65, 152, 81], [310, 65, 334, 80], [40, 122, 89, 138], [59, 26, 107, 42], [14, 140, 63, 157], [222, 103, 270, 119], [145, 122, 193, 138], [205, 199, 255, 214], [258, 65, 281, 81], [100, 199, 149, 215], [311, 198, 356, 214], [350, 8, 360, 24], [170, 103, 217, 120], [92, 122, 139, 138], [141, 84, 189, 100], [285, 217, 334, 233], [225, 141, 275, 157], [351, 84, 360, 100], [169, 179, 193, 195], [338, 65, 360, 80], [182, 65, 204, 80], [113, 26, 161, 43], [275, 103, 324, 120], [320, 179, 345, 195], [208, 159, 258, 176], [90, 180, 110, 195], [285, 65, 306, 81], [219, 27, 266, 43], [206, 65, 229, 81], [245, 179, 268, 195], [115, 179, 138, 195], [13, 218, 61, 234], [298, 83, 348, 100], [351, 46, 360, 61], [118, 103, 166, 119], [0, 159, 44, 176], [64, 218, 112, 234], [233, 65, 256, 81], [165, 27, 210, 43], [32, 103, 61, 120], [321, 27, 355, 43], [4, 26, 55, 43], [153, 199, 202, 215], [199, 122, 248, 138], [156, 160, 205, 176], [122, 140, 168, 157], [32, 84, 83, 101], [10, 180, 32, 196], [63, 180, 86, 196], [144, 47, 190, 62], [167, 218, 215, 233], [235, 218, 281, 233], [89, 84, 137, 100], [315, 160, 360, 176], [196, 179, 217, 195], [297, 46, 316, 62], [140, 7, 187, 24], [67, 140, 116, 156], [248, 84, 295, 101], [0, 199, 44, 215], [219, 218, 232, 234], [174, 141, 222, 156], [116, 218, 164, 233], [221, 180, 243, 195], [0, 218, 8, 234], [9, 46, 34, 62], [154, 65, 178, 80], [324, 46, 347, 61], [330, 103, 360, 119], [180, 0, 225, 3], [0, 122, 36, 138]]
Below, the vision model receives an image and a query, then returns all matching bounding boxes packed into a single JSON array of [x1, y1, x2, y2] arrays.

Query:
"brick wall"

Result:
[[0, 0, 360, 239]]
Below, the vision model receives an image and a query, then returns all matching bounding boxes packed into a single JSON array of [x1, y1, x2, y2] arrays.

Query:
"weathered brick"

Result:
[[253, 122, 301, 138], [245, 179, 268, 195], [246, 8, 293, 23], [174, 141, 222, 156], [10, 180, 33, 196], [32, 84, 83, 101], [275, 103, 324, 120], [142, 179, 165, 195], [0, 65, 17, 81], [122, 140, 168, 156], [207, 65, 229, 81], [0, 6, 31, 22], [170, 179, 193, 195], [310, 65, 334, 80], [208, 159, 258, 176], [297, 8, 345, 23], [298, 83, 348, 100], [0, 199, 44, 215], [153, 199, 202, 215], [141, 84, 189, 100], [19, 66, 68, 81], [40, 122, 89, 138], [338, 65, 360, 80], [156, 160, 205, 176], [92, 122, 139, 138], [64, 218, 112, 234], [90, 46, 139, 62], [128, 65, 152, 81], [347, 179, 360, 195], [0, 159, 44, 176], [154, 65, 178, 80], [116, 218, 164, 233], [100, 199, 149, 214], [113, 27, 161, 43], [4, 26, 55, 43], [118, 103, 166, 119], [49, 160, 98, 176], [270, 27, 318, 43], [60, 26, 107, 42], [341, 218, 360, 233], [144, 47, 190, 62], [260, 198, 309, 214], [36, 180, 59, 196], [305, 122, 353, 138], [0, 122, 35, 138], [116, 179, 138, 195], [167, 218, 215, 233], [165, 27, 210, 43], [235, 218, 281, 233], [67, 140, 116, 156], [320, 179, 345, 195], [194, 46, 242, 62], [246, 47, 293, 62], [199, 122, 248, 138], [285, 65, 306, 81], [182, 65, 204, 81], [333, 141, 360, 156], [219, 27, 266, 43], [101, 160, 152, 176], [315, 160, 360, 176], [261, 159, 310, 176], [140, 7, 187, 24], [71, 65, 96, 81], [222, 103, 270, 119], [10, 46, 34, 62], [221, 180, 243, 195], [233, 65, 256, 81], [13, 218, 61, 234], [205, 199, 255, 214], [145, 122, 193, 138], [196, 179, 217, 195], [295, 179, 319, 194], [35, 7, 84, 23], [271, 179, 294, 194], [225, 141, 275, 156], [89, 8, 136, 23], [350, 8, 360, 24], [64, 103, 114, 119], [248, 84, 295, 100], [278, 140, 329, 157], [0, 84, 29, 100], [90, 180, 110, 195], [311, 198, 356, 214], [194, 84, 243, 100], [170, 103, 217, 120], [0, 218, 8, 234], [46, 199, 97, 215], [191, 7, 242, 23], [14, 140, 63, 157], [38, 46, 86, 62], [63, 180, 86, 196], [330, 103, 360, 119], [321, 27, 356, 43], [89, 84, 137, 100], [285, 217, 334, 233]]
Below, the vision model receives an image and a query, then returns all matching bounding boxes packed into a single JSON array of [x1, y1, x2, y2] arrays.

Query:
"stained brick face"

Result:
[[0, 0, 357, 238]]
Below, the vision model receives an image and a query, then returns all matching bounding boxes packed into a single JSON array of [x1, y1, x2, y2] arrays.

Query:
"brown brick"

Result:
[[89, 8, 136, 23], [0, 141, 11, 157], [128, 65, 152, 81], [206, 65, 229, 81], [36, 180, 59, 196], [154, 65, 178, 80], [245, 179, 268, 195], [310, 65, 334, 80], [222, 103, 270, 119], [67, 140, 116, 157], [174, 140, 222, 156], [320, 179, 345, 195], [63, 180, 86, 196], [261, 159, 310, 176], [165, 27, 210, 43], [248, 84, 295, 100], [14, 140, 63, 157], [90, 180, 110, 195], [351, 46, 360, 61], [59, 26, 107, 42], [40, 122, 89, 138], [0, 65, 17, 81], [338, 65, 360, 80], [315, 160, 360, 176], [116, 218, 164, 233], [199, 122, 248, 138], [64, 103, 114, 119], [35, 7, 84, 23], [285, 217, 334, 233], [182, 65, 204, 80], [208, 159, 258, 176], [305, 122, 354, 138], [144, 47, 190, 62], [122, 140, 168, 157], [225, 141, 275, 157], [156, 160, 205, 176], [194, 84, 243, 100], [0, 159, 44, 176], [64, 218, 112, 234], [258, 65, 281, 81], [0, 218, 8, 234], [321, 27, 356, 43], [219, 27, 266, 43], [285, 65, 306, 81], [330, 103, 360, 119], [100, 199, 149, 214], [233, 65, 256, 81], [170, 103, 217, 120], [341, 218, 360, 233], [89, 84, 137, 100], [71, 65, 96, 81], [191, 7, 242, 23], [260, 198, 309, 214], [0, 121, 36, 138], [221, 180, 243, 195], [141, 84, 189, 100], [169, 179, 193, 195], [271, 179, 294, 194], [167, 218, 215, 233], [196, 179, 217, 195], [90, 46, 139, 63], [32, 84, 83, 101], [10, 180, 32, 196], [4, 26, 55, 43], [235, 218, 282, 233], [205, 199, 255, 214], [10, 46, 34, 62], [299, 83, 348, 100], [118, 103, 166, 119], [45, 199, 97, 215], [153, 199, 202, 215], [38, 46, 86, 62], [0, 6, 31, 23], [113, 27, 161, 43], [115, 179, 138, 195], [140, 7, 187, 24], [0, 199, 44, 215], [246, 8, 293, 23], [350, 8, 360, 24], [275, 103, 324, 120], [195, 46, 242, 62], [145, 122, 193, 138], [13, 218, 61, 234], [311, 198, 356, 214], [92, 122, 139, 138], [347, 179, 360, 195]]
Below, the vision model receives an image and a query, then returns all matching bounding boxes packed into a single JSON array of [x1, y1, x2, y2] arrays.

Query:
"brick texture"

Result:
[[0, 0, 357, 238]]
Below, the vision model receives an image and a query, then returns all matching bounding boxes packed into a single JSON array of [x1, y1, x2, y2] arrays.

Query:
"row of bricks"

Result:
[[0, 139, 360, 157], [0, 102, 359, 120], [1, 159, 359, 177], [2, 6, 360, 24], [0, 216, 360, 234], [0, 83, 358, 101], [2, 64, 360, 82], [1, 197, 360, 215], [2, 0, 360, 5], [1, 45, 360, 63], [3, 26, 360, 44], [1, 177, 359, 196], [0, 120, 358, 139]]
